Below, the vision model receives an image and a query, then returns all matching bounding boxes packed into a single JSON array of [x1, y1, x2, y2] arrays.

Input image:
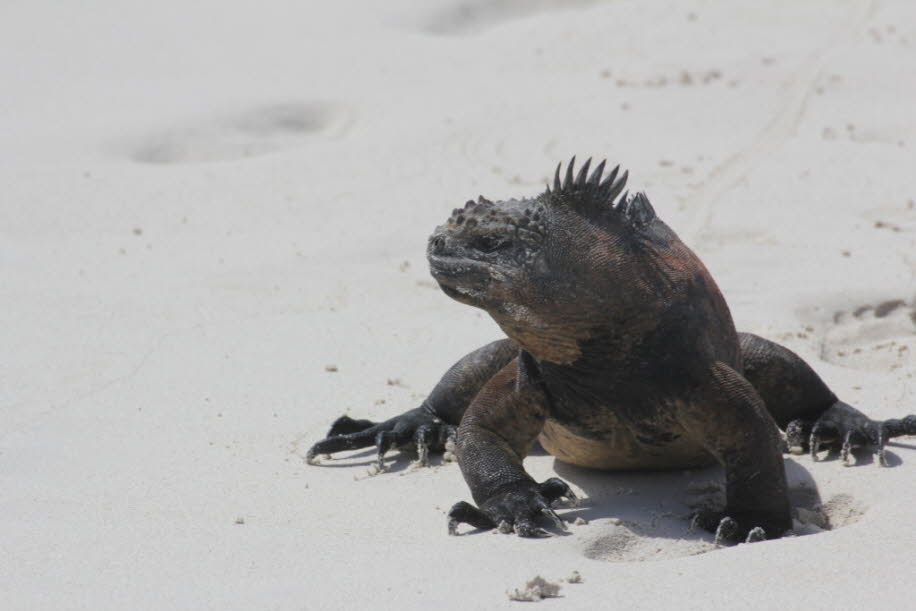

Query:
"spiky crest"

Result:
[[544, 157, 637, 222]]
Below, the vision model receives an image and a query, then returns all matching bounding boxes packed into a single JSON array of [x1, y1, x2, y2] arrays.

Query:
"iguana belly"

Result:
[[538, 419, 715, 470]]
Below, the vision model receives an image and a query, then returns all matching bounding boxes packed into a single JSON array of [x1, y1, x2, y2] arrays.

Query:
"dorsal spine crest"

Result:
[[544, 156, 639, 223]]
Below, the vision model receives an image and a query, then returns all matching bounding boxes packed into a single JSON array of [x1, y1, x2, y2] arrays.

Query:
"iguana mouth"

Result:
[[427, 254, 492, 300], [438, 283, 465, 300]]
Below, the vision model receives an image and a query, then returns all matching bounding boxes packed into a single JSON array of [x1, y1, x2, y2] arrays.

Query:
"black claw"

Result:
[[694, 509, 781, 543], [876, 425, 889, 467], [437, 423, 455, 448], [515, 520, 551, 538], [840, 430, 853, 465], [540, 507, 567, 531], [714, 516, 738, 546], [414, 424, 435, 466], [809, 431, 821, 461], [840, 429, 868, 466], [809, 421, 838, 461], [745, 527, 766, 543], [374, 430, 398, 473]]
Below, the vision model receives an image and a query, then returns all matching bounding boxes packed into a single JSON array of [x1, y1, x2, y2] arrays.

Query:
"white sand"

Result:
[[2, 1, 915, 609]]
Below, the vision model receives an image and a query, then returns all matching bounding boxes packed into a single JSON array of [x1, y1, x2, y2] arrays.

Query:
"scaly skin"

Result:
[[308, 157, 916, 543]]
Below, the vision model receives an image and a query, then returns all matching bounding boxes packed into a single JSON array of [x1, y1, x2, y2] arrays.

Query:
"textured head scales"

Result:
[[444, 194, 548, 242]]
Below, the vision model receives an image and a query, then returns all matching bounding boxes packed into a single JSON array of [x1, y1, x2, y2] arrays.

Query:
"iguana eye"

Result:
[[473, 235, 511, 253]]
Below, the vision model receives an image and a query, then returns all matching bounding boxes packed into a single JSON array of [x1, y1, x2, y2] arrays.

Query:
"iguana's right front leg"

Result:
[[682, 362, 792, 543], [307, 339, 517, 471], [448, 351, 577, 537]]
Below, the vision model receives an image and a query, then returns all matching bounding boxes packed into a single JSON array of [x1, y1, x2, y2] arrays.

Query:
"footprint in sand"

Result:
[[130, 102, 353, 165], [419, 0, 601, 36], [822, 299, 916, 371], [578, 487, 864, 563], [579, 517, 715, 562]]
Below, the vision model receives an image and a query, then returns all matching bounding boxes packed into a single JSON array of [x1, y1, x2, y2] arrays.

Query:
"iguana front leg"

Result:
[[682, 362, 792, 543], [448, 351, 577, 537]]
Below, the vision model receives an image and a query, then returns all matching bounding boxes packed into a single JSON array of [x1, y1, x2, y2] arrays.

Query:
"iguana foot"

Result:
[[306, 407, 457, 472], [692, 510, 778, 545], [447, 479, 575, 537], [786, 402, 916, 467]]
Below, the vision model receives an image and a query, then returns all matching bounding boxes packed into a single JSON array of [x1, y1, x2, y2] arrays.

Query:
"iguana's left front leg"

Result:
[[682, 362, 792, 543], [448, 351, 576, 537]]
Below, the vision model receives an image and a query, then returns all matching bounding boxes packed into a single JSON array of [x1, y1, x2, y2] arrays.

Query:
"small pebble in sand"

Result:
[[507, 576, 562, 602], [442, 438, 458, 462], [565, 571, 583, 584], [325, 364, 338, 372], [574, 517, 588, 526], [235, 517, 245, 525]]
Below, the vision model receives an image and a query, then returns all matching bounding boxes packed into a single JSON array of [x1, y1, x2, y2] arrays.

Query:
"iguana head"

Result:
[[428, 157, 666, 364]]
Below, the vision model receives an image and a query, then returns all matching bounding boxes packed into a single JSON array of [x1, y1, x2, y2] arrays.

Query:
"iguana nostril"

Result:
[[431, 236, 446, 254]]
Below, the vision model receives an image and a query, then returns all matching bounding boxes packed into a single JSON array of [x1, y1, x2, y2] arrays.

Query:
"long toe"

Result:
[[714, 517, 739, 546], [514, 520, 551, 538], [447, 501, 495, 535]]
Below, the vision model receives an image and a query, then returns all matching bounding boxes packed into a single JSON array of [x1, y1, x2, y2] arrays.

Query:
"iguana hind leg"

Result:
[[740, 332, 916, 466], [307, 339, 517, 470]]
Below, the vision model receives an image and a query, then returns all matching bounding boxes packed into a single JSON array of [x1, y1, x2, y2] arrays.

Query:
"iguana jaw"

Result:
[[427, 252, 494, 306]]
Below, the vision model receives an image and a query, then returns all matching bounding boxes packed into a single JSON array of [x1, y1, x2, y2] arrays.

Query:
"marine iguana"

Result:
[[307, 158, 916, 542]]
